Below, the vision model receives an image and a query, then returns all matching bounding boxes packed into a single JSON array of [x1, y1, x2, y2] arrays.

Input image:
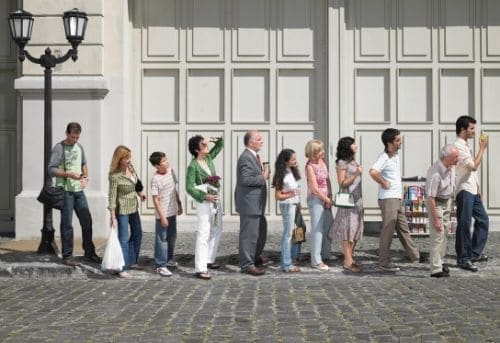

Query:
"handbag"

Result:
[[334, 189, 355, 208], [131, 164, 144, 192], [292, 205, 306, 244], [101, 227, 125, 272], [37, 142, 66, 210], [37, 184, 65, 210], [135, 178, 144, 193]]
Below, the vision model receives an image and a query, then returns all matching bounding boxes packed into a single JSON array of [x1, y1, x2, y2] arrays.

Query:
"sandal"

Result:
[[343, 264, 362, 273], [129, 264, 144, 270], [283, 266, 301, 273], [118, 271, 131, 278], [312, 263, 329, 271], [195, 272, 212, 280], [352, 260, 363, 268]]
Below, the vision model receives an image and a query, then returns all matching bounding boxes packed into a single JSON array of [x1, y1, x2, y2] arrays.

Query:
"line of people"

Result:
[[49, 115, 489, 279]]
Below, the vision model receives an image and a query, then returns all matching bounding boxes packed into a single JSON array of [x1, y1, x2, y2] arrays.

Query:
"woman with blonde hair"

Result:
[[305, 139, 333, 271], [108, 145, 146, 278]]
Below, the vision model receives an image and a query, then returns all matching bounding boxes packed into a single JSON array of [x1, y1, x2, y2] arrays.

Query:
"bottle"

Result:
[[408, 187, 415, 200]]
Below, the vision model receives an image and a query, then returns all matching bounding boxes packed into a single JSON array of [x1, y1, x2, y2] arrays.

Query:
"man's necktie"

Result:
[[256, 153, 263, 171]]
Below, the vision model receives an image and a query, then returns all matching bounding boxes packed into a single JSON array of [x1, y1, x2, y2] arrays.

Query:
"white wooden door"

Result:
[[132, 0, 327, 218], [339, 0, 500, 221]]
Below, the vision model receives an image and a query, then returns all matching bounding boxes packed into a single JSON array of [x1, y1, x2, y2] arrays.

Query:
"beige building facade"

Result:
[[0, 0, 499, 239]]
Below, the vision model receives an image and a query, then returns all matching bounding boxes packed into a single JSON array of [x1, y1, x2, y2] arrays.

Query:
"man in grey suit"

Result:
[[235, 130, 270, 276]]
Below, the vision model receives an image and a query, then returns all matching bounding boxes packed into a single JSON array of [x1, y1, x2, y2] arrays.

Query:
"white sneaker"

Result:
[[156, 267, 173, 277], [166, 261, 178, 267]]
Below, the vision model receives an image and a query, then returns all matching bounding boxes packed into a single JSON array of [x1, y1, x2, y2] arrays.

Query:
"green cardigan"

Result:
[[186, 139, 223, 203]]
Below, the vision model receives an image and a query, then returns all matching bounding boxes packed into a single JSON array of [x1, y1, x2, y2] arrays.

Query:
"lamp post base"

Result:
[[37, 205, 59, 255], [37, 228, 59, 255]]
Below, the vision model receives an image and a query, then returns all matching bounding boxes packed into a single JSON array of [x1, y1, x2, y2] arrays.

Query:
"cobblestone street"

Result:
[[0, 228, 499, 342]]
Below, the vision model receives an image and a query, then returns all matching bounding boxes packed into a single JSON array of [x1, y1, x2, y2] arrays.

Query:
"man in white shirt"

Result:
[[454, 115, 489, 272], [369, 128, 420, 272]]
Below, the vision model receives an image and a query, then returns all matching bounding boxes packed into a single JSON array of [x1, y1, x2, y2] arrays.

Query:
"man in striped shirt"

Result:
[[150, 152, 183, 276]]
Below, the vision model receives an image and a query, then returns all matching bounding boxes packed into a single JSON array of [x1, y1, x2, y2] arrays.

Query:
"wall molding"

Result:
[[14, 76, 109, 99]]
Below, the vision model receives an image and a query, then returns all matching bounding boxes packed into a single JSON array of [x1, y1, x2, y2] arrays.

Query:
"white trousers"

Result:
[[195, 201, 223, 273]]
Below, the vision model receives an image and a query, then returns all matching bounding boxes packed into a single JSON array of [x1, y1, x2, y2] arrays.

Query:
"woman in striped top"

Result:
[[108, 145, 146, 278]]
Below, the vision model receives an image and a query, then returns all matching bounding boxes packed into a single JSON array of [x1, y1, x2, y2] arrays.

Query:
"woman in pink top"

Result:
[[305, 139, 333, 271]]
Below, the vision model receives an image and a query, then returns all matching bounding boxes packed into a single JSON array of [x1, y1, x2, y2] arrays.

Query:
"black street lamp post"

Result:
[[9, 9, 88, 254]]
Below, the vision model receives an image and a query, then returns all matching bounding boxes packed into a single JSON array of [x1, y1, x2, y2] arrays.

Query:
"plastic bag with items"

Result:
[[101, 228, 125, 272]]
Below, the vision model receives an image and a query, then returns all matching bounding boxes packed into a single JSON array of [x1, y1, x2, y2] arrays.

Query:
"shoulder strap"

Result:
[[131, 165, 140, 179], [58, 142, 67, 178], [171, 169, 178, 184], [56, 141, 68, 185], [57, 141, 66, 171], [77, 142, 85, 165]]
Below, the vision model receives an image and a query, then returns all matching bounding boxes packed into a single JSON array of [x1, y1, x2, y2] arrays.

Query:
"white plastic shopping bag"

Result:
[[101, 227, 125, 272]]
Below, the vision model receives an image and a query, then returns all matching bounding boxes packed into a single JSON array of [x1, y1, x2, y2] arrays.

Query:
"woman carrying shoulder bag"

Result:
[[272, 149, 302, 273], [329, 136, 364, 273], [107, 145, 146, 278]]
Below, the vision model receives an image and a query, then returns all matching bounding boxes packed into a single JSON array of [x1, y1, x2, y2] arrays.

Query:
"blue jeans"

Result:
[[279, 203, 301, 271], [154, 215, 177, 267], [455, 190, 489, 264], [291, 242, 301, 260], [60, 191, 96, 258], [307, 196, 333, 266], [117, 212, 143, 269]]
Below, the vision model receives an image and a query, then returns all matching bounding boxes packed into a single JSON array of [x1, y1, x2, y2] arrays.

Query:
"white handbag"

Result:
[[333, 190, 355, 208]]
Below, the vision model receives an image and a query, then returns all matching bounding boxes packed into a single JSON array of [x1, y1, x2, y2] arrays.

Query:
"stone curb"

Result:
[[1, 231, 499, 279]]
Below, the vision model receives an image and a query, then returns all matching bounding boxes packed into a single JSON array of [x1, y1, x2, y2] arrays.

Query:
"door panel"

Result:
[[134, 0, 327, 218], [343, 0, 500, 220], [0, 0, 17, 227]]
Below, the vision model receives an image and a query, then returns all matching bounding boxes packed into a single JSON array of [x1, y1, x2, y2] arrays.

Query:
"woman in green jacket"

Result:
[[186, 135, 224, 280]]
